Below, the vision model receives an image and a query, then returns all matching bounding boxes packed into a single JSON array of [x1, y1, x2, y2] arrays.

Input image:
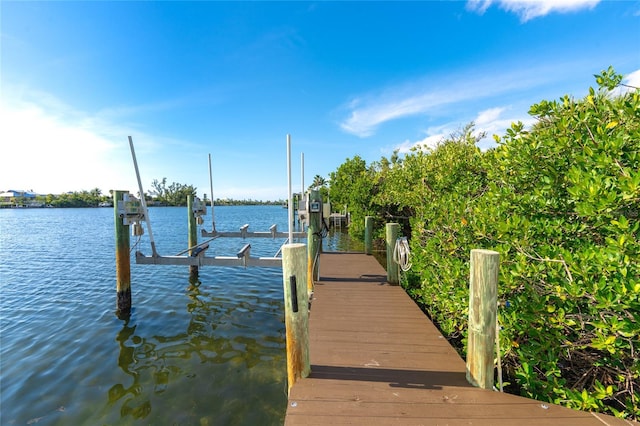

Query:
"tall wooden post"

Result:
[[364, 216, 373, 255], [187, 194, 198, 281], [466, 249, 499, 389], [114, 190, 131, 318], [282, 243, 310, 394], [307, 189, 322, 293], [386, 223, 400, 285]]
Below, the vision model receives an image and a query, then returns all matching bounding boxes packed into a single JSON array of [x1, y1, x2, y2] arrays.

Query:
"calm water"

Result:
[[0, 205, 357, 426]]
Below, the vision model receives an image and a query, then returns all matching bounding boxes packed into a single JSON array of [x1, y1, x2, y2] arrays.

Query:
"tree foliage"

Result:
[[327, 68, 639, 420], [310, 174, 330, 201], [329, 155, 376, 239], [46, 188, 107, 207], [150, 178, 197, 206]]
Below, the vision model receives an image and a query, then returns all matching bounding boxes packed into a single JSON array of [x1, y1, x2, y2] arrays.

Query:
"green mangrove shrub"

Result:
[[328, 67, 639, 420], [478, 69, 639, 418]]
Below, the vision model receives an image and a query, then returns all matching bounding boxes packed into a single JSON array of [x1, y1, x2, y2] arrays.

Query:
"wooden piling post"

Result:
[[114, 190, 131, 318], [307, 189, 322, 292], [466, 249, 499, 389], [282, 243, 310, 395], [364, 216, 373, 255], [187, 194, 198, 281], [386, 223, 400, 285]]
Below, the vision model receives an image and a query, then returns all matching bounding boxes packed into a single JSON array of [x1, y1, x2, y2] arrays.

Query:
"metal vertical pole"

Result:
[[128, 136, 158, 257], [114, 190, 131, 318], [208, 153, 216, 233]]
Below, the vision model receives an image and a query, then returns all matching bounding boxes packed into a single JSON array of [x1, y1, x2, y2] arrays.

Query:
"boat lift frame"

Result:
[[127, 134, 308, 270], [135, 222, 307, 268]]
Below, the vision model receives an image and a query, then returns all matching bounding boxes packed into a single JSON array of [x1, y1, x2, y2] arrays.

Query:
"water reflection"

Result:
[[324, 227, 364, 252], [325, 227, 387, 267], [111, 276, 287, 424]]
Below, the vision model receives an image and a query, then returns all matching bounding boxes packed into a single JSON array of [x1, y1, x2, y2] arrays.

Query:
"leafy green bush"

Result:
[[328, 68, 639, 420], [376, 124, 490, 343], [477, 69, 639, 418], [329, 155, 377, 240]]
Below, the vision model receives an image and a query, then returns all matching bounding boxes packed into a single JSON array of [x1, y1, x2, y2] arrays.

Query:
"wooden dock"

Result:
[[285, 252, 634, 425]]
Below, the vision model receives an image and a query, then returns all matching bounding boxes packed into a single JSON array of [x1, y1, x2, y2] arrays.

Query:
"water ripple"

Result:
[[1, 206, 292, 425]]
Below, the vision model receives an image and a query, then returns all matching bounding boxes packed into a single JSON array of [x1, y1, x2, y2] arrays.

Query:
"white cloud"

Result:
[[475, 107, 506, 125], [466, 0, 493, 15], [0, 87, 287, 199], [624, 68, 640, 89], [473, 106, 536, 145], [391, 106, 535, 154], [0, 90, 145, 194], [474, 106, 516, 137], [390, 121, 454, 154], [466, 0, 600, 22], [603, 68, 640, 97], [393, 133, 446, 154], [340, 92, 442, 137], [339, 66, 552, 138]]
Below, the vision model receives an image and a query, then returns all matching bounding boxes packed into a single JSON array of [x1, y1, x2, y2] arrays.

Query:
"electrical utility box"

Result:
[[117, 193, 144, 225]]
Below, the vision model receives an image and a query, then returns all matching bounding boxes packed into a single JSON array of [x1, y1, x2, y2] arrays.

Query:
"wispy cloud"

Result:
[[0, 88, 173, 194], [390, 105, 535, 154], [473, 106, 536, 147], [388, 65, 640, 156], [340, 91, 445, 138], [339, 67, 552, 138], [466, 0, 600, 22], [0, 97, 121, 193], [624, 69, 640, 89], [393, 133, 446, 154]]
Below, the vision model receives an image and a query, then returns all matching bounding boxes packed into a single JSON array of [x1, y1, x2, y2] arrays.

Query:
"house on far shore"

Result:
[[0, 190, 44, 208]]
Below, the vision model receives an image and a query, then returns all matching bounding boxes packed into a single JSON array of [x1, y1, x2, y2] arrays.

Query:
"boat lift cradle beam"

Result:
[[135, 225, 302, 268], [201, 223, 306, 240], [135, 251, 282, 268]]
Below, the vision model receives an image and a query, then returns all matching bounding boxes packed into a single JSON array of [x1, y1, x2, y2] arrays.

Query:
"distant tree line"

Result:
[[29, 188, 110, 208], [211, 198, 284, 206], [149, 177, 284, 206], [20, 179, 286, 208]]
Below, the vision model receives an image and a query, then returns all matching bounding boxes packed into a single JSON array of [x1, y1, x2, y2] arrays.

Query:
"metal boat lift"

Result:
[[124, 135, 308, 270], [135, 222, 307, 268]]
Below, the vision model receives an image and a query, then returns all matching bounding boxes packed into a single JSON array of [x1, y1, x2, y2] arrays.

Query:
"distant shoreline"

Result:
[[0, 202, 285, 209]]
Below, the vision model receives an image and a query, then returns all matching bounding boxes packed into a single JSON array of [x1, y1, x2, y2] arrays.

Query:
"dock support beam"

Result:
[[307, 189, 322, 293], [386, 223, 400, 285], [282, 243, 310, 395], [466, 249, 499, 389], [187, 194, 198, 281], [364, 216, 373, 255], [114, 190, 131, 318]]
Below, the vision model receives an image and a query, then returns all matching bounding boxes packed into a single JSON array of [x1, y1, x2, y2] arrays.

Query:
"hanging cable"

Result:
[[393, 237, 412, 271], [130, 233, 142, 255], [310, 213, 330, 281]]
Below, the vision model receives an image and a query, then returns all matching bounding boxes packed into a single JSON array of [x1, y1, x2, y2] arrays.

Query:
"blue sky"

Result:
[[1, 1, 639, 200]]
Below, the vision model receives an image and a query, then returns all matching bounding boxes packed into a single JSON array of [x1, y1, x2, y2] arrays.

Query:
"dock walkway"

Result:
[[285, 252, 633, 425]]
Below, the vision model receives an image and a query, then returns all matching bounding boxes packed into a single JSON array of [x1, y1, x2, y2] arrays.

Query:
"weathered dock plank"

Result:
[[285, 252, 634, 425]]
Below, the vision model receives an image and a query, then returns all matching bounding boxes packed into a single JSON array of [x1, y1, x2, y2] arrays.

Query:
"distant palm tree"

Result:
[[310, 175, 327, 190]]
